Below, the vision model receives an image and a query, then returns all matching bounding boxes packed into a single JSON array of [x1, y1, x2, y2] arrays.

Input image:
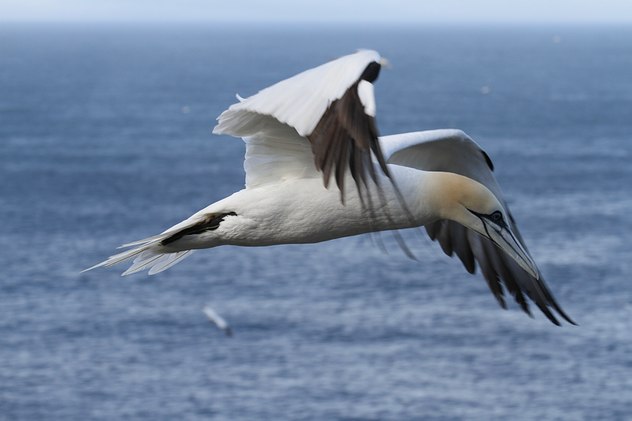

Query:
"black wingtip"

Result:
[[556, 306, 578, 326], [495, 294, 507, 310], [539, 304, 562, 326], [482, 150, 494, 171], [547, 292, 577, 325], [516, 292, 532, 317], [535, 278, 577, 326], [360, 61, 381, 83], [544, 304, 576, 326]]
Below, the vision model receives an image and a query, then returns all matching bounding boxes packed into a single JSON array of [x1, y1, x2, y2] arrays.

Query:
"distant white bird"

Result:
[[203, 305, 232, 336], [85, 50, 574, 325]]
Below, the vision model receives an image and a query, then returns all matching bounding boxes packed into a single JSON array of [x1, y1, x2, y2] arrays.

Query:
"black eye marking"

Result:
[[466, 208, 505, 229], [489, 210, 503, 224]]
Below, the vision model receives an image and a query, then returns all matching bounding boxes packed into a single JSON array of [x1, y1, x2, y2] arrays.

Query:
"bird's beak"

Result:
[[379, 58, 391, 69], [482, 220, 540, 280]]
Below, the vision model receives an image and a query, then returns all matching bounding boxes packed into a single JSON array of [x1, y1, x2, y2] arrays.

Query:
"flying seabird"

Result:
[[85, 50, 574, 325], [203, 305, 233, 337]]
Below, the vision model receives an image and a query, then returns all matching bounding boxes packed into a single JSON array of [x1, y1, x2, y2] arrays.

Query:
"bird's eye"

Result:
[[490, 211, 503, 223]]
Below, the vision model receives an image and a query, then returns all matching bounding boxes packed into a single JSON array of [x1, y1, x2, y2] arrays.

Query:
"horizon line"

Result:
[[2, 19, 632, 26]]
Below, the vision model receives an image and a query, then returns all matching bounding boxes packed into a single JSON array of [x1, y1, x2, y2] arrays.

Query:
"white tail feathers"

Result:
[[123, 250, 192, 276], [82, 234, 194, 276]]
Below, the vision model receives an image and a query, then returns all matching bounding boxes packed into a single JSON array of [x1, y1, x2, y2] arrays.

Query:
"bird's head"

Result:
[[430, 172, 540, 279]]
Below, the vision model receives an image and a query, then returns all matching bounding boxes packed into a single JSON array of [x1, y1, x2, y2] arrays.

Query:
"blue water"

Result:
[[1, 24, 631, 420]]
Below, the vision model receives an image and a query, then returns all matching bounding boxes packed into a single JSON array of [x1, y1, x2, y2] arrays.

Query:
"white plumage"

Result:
[[357, 80, 376, 117], [85, 50, 574, 325], [214, 49, 380, 138], [242, 119, 314, 188]]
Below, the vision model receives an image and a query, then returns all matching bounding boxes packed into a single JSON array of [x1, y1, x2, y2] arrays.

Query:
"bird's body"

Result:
[[162, 162, 426, 251], [86, 50, 574, 325]]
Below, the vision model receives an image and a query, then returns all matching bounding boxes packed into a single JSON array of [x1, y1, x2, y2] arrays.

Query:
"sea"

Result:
[[1, 24, 631, 420]]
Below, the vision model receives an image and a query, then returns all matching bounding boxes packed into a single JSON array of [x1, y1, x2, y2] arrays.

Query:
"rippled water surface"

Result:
[[1, 24, 631, 420]]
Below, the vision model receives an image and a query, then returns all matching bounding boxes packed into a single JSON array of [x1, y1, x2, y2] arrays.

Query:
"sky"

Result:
[[2, 0, 632, 24]]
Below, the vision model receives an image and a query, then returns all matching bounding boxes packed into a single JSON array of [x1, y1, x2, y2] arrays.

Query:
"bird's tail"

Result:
[[82, 233, 194, 276]]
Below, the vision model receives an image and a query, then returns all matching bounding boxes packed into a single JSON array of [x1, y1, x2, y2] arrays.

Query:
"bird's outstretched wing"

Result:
[[380, 130, 574, 325], [213, 50, 390, 200]]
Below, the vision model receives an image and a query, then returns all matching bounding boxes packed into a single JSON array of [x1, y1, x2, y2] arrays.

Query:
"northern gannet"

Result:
[[85, 50, 574, 325]]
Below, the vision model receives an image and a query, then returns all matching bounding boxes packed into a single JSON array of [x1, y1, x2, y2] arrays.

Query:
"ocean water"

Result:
[[1, 24, 631, 420]]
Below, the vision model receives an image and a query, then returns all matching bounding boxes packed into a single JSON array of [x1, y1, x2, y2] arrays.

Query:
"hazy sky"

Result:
[[2, 0, 632, 23]]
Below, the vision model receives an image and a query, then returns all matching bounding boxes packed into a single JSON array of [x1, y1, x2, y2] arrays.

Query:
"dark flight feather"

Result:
[[424, 218, 574, 325], [161, 212, 236, 246], [307, 61, 390, 202]]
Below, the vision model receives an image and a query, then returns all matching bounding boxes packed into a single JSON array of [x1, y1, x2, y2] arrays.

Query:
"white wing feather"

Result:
[[213, 49, 381, 138], [242, 117, 317, 188], [357, 80, 376, 117]]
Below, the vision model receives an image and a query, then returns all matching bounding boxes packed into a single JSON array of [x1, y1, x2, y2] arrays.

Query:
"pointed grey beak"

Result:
[[483, 220, 540, 279]]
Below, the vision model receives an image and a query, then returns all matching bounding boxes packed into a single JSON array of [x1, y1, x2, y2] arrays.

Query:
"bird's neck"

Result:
[[384, 166, 442, 226]]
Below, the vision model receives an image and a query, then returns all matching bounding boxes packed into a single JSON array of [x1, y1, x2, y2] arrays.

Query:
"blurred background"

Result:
[[1, 1, 631, 420]]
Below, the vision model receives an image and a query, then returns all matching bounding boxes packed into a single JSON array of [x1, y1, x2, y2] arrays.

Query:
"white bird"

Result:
[[203, 305, 233, 336], [85, 50, 574, 325]]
